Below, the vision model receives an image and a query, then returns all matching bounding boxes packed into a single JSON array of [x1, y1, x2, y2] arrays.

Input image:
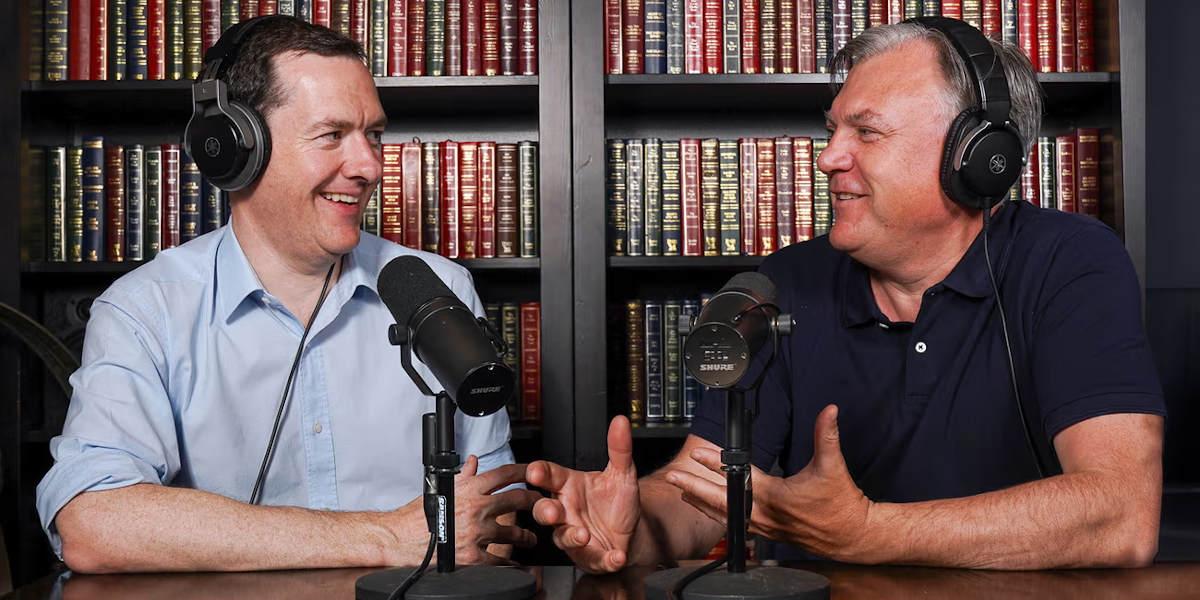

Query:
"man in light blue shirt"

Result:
[[35, 16, 538, 572]]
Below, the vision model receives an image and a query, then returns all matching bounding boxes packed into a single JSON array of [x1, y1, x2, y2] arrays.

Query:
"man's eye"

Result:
[[369, 131, 384, 144], [859, 128, 878, 137], [324, 131, 342, 141]]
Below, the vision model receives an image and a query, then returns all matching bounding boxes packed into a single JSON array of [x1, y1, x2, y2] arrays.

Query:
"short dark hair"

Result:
[[214, 16, 366, 120]]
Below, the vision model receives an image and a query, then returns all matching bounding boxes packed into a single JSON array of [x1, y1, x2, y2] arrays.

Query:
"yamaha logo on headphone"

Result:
[[204, 137, 222, 157], [989, 154, 1007, 175]]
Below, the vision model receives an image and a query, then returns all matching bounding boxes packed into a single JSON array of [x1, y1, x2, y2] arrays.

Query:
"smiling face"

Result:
[[239, 51, 386, 268], [819, 39, 967, 273]]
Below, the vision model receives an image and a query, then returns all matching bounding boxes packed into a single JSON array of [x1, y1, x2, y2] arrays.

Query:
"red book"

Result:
[[684, 0, 703, 74], [982, 0, 1001, 38], [459, 142, 479, 258], [259, 0, 278, 14], [774, 137, 794, 248], [759, 0, 777, 73], [703, 0, 722, 74], [105, 145, 125, 261], [388, 0, 408, 76], [1035, 0, 1055, 72], [1075, 127, 1099, 219], [148, 0, 165, 79], [740, 0, 760, 74], [797, 0, 815, 73], [867, 0, 886, 27], [1017, 0, 1036, 64], [478, 142, 497, 257], [380, 144, 404, 244], [464, 0, 482, 75], [519, 301, 541, 424], [240, 0, 259, 20], [680, 138, 702, 257], [755, 138, 776, 255], [1055, 0, 1074, 72], [888, 0, 903, 23], [313, 0, 332, 27], [161, 144, 181, 250], [409, 0, 426, 75], [69, 0, 91, 80], [623, 0, 645, 74], [793, 137, 814, 243], [778, 0, 795, 74], [482, 0, 500, 75], [447, 0, 463, 75], [518, 0, 536, 75], [738, 138, 758, 255], [439, 141, 460, 258], [351, 0, 368, 53], [1075, 0, 1093, 72], [1054, 134, 1076, 213], [941, 0, 963, 19], [401, 141, 423, 249], [202, 0, 221, 53], [1021, 144, 1039, 206], [605, 0, 623, 74], [91, 0, 107, 80]]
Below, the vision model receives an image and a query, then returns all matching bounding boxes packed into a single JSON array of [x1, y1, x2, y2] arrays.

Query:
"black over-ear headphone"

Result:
[[908, 17, 1025, 210], [184, 16, 281, 191]]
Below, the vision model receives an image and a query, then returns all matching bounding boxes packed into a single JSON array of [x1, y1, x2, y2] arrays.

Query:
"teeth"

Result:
[[323, 193, 359, 204], [836, 193, 862, 201]]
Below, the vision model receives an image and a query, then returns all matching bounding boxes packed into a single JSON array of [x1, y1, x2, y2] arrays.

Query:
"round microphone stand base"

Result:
[[643, 565, 830, 600], [356, 565, 537, 600]]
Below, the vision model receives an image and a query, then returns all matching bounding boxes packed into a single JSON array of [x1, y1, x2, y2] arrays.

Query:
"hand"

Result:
[[663, 404, 875, 562], [451, 455, 543, 565], [526, 416, 640, 573]]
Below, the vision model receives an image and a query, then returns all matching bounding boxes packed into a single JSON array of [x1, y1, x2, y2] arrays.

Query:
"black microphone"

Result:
[[376, 255, 515, 417], [680, 271, 792, 388]]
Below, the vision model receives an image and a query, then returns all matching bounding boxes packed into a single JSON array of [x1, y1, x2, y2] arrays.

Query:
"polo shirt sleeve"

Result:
[[1030, 223, 1165, 441], [35, 288, 181, 558]]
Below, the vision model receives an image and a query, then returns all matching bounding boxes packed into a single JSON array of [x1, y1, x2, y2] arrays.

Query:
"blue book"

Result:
[[202, 176, 223, 234], [644, 0, 667, 74], [815, 0, 832, 74], [81, 137, 105, 262], [180, 154, 202, 243], [681, 299, 702, 421], [125, 144, 145, 261], [644, 301, 665, 423], [625, 139, 644, 257], [644, 138, 662, 256]]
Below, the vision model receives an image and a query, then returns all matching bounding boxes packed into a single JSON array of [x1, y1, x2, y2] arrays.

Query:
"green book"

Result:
[[427, 0, 446, 75], [644, 138, 663, 256], [660, 141, 681, 256], [46, 146, 66, 262], [518, 141, 538, 258], [606, 140, 628, 256], [718, 140, 741, 256]]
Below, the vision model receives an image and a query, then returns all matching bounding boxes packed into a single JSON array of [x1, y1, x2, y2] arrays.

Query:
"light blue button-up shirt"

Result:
[[35, 225, 515, 556]]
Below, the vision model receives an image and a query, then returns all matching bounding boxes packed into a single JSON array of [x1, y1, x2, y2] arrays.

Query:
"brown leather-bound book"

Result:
[[459, 142, 479, 257], [161, 144, 181, 250], [477, 141, 497, 257], [605, 0, 623, 74], [71, 0, 93, 79], [1035, 0, 1055, 72], [1055, 134, 1077, 213], [1055, 0, 1075, 72], [625, 300, 645, 425], [738, 138, 758, 255], [779, 0, 796, 74], [446, 0, 462, 75], [482, 0, 500, 75], [1076, 127, 1100, 219], [982, 0, 1001, 39], [774, 137, 794, 248], [381, 143, 404, 244], [518, 0, 536, 74], [1075, 0, 1092, 71], [520, 301, 541, 423], [258, 0, 277, 13], [702, 0, 721, 74], [740, 0, 759, 74], [867, 0, 885, 26], [793, 137, 814, 243], [409, 0, 426, 75], [401, 140, 422, 249], [464, 0, 482, 75], [760, 0, 778, 73], [495, 143, 518, 257], [350, 0, 368, 53], [240, 0, 258, 20], [439, 141, 460, 258], [679, 138, 702, 257], [755, 138, 776, 255], [388, 0, 407, 75], [105, 145, 125, 261], [623, 0, 645, 74], [940, 0, 962, 19], [887, 0, 902, 23]]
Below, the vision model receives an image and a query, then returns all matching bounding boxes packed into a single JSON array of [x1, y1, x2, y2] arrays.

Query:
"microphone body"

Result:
[[681, 272, 788, 388]]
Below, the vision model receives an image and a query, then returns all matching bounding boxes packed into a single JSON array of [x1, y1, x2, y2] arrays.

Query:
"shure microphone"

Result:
[[680, 271, 792, 388], [376, 255, 515, 417]]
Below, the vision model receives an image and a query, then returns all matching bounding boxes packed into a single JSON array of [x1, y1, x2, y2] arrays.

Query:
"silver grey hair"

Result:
[[829, 22, 1043, 156]]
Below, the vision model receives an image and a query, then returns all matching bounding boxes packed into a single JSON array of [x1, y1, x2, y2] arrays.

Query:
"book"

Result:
[[623, 0, 644, 74], [184, 0, 204, 78], [679, 138, 701, 256], [201, 177, 222, 235], [482, 0, 499, 75], [148, 0, 165, 79], [110, 0, 128, 79], [459, 142, 479, 257], [1017, 0, 1036, 63], [849, 0, 866, 38], [812, 138, 831, 236], [1020, 144, 1039, 206], [699, 138, 718, 256], [814, 0, 831, 72], [1035, 0, 1055, 72], [81, 137, 104, 262], [644, 300, 664, 423], [660, 140, 682, 256], [721, 0, 738, 74], [409, 0, 426, 75], [499, 0, 517, 74], [439, 140, 460, 257], [517, 0, 536, 74], [179, 153, 202, 243], [739, 0, 757, 73], [47, 146, 67, 261], [702, 0, 721, 74], [662, 300, 683, 422], [754, 138, 776, 255], [982, 0, 1002, 39], [127, 0, 149, 79], [606, 0, 624, 74], [1075, 0, 1093, 72], [104, 144, 125, 260], [517, 140, 538, 257], [831, 0, 851, 58], [779, 0, 796, 72], [478, 141, 496, 257], [625, 300, 645, 424], [421, 141, 440, 252], [381, 143, 403, 244], [760, 0, 778, 73], [684, 0, 702, 73], [426, 0, 445, 75], [446, 0, 462, 75], [717, 139, 740, 256], [464, 0, 482, 75], [126, 146, 146, 260], [1036, 136, 1055, 210], [500, 302, 521, 420], [369, 0, 386, 75], [21, 146, 46, 262], [1055, 0, 1074, 72], [1054, 133, 1076, 213], [362, 183, 381, 235], [666, 0, 684, 74], [161, 144, 180, 249], [519, 301, 541, 423], [646, 0, 667, 74], [44, 0, 69, 80], [166, 0, 184, 79], [681, 299, 700, 420], [1076, 127, 1099, 219], [70, 0, 92, 80], [644, 138, 663, 256], [738, 137, 757, 255], [775, 136, 794, 249], [401, 140, 422, 249], [626, 139, 645, 256], [496, 142, 519, 257], [144, 146, 162, 258], [793, 137, 814, 242]]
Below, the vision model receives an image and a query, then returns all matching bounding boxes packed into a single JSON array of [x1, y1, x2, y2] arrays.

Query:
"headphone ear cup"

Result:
[[218, 100, 272, 191], [941, 108, 983, 209], [957, 124, 1024, 207]]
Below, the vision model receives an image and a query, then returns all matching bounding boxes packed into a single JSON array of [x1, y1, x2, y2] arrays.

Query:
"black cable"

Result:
[[668, 555, 727, 600], [385, 532, 437, 600], [982, 207, 1045, 479], [249, 261, 338, 505]]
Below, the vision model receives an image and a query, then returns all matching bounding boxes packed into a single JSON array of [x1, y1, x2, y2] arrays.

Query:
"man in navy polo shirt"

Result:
[[527, 21, 1165, 571]]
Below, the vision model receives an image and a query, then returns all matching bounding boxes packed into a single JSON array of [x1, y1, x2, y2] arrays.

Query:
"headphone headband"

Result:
[[200, 15, 284, 83], [906, 16, 1012, 127]]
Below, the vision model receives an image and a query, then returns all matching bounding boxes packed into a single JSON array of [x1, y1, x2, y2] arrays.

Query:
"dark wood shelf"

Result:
[[609, 256, 763, 269], [22, 257, 540, 275], [631, 423, 691, 439]]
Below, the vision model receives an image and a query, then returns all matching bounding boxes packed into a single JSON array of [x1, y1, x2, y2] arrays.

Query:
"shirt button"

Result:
[[915, 342, 927, 353], [313, 421, 323, 434]]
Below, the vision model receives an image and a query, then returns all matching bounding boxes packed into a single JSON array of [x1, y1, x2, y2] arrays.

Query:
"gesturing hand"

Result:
[[452, 455, 543, 565], [526, 416, 641, 573], [663, 405, 876, 562]]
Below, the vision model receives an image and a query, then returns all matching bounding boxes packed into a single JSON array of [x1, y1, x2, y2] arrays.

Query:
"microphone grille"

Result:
[[724, 271, 778, 305], [377, 255, 457, 326]]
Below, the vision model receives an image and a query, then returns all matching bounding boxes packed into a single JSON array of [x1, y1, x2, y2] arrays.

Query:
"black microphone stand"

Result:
[[644, 310, 830, 600], [354, 324, 535, 600]]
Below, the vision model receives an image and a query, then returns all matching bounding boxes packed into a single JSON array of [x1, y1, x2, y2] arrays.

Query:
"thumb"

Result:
[[606, 415, 635, 476], [460, 454, 480, 477], [811, 404, 847, 475]]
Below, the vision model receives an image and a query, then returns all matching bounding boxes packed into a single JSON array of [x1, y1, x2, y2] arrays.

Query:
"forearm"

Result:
[[628, 471, 726, 567], [56, 483, 427, 573], [861, 469, 1161, 569]]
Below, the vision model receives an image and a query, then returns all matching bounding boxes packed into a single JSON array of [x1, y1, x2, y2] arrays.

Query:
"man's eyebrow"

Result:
[[306, 117, 389, 133], [825, 109, 888, 128]]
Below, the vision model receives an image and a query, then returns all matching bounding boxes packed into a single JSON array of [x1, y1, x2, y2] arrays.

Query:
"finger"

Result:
[[664, 470, 727, 515], [603, 549, 628, 572], [487, 524, 538, 548], [688, 447, 724, 474], [680, 491, 728, 525], [552, 525, 591, 550], [605, 416, 635, 476], [532, 497, 566, 527], [466, 462, 529, 495], [483, 489, 544, 517], [461, 454, 480, 477], [526, 460, 578, 493], [477, 552, 520, 567], [812, 404, 847, 476]]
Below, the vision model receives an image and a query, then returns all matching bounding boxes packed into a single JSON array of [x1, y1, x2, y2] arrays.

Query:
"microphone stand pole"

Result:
[[723, 387, 751, 575]]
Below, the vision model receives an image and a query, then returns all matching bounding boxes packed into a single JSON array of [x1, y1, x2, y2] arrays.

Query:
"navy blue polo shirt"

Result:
[[691, 200, 1164, 507]]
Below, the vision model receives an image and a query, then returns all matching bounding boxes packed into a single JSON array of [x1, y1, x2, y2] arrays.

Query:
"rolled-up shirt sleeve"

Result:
[[35, 289, 181, 557]]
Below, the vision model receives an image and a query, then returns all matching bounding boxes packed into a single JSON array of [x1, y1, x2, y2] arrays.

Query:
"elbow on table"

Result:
[[56, 499, 126, 574]]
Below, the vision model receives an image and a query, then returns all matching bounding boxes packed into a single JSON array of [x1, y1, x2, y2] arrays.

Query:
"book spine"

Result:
[[21, 146, 45, 262], [46, 147, 67, 261], [759, 0, 777, 73], [814, 0, 830, 72], [624, 0, 645, 74], [739, 0, 758, 73], [179, 154, 202, 243], [681, 299, 700, 420], [464, 0, 482, 75], [812, 138, 830, 235], [644, 300, 664, 423], [201, 0, 219, 52], [220, 0, 237, 31], [645, 0, 667, 74], [625, 300, 645, 424], [278, 0, 294, 14], [796, 1, 815, 71], [29, 0, 45, 81], [885, 0, 901, 22], [500, 303, 521, 420], [167, 0, 186, 79], [202, 177, 223, 234], [755, 138, 776, 255], [1020, 144, 1039, 206], [867, 0, 885, 26], [738, 137, 757, 255], [499, 0, 516, 74], [831, 0, 850, 58], [925, 0, 942, 17], [314, 0, 332, 26], [298, 0, 310, 24], [702, 0, 721, 74], [517, 0, 536, 75], [1076, 127, 1099, 218], [370, 0, 387, 76], [683, 0, 702, 73], [144, 147, 161, 257], [408, 0, 426, 75], [721, 0, 739, 74], [679, 138, 701, 256], [161, 144, 180, 249], [779, 0, 796, 73], [699, 139, 720, 256], [660, 141, 682, 256], [478, 141, 496, 257], [70, 0, 93, 80], [517, 140, 538, 257], [439, 140, 460, 257], [625, 139, 644, 257], [662, 301, 683, 422], [421, 141, 440, 251], [332, 0, 350, 36], [666, 0, 683, 74], [496, 142, 518, 256], [644, 138, 663, 256], [481, 0, 499, 75], [45, 0, 70, 81], [1037, 136, 1055, 210], [104, 144, 125, 261], [1017, 0, 1035, 63], [1054, 133, 1076, 213], [109, 0, 128, 80], [81, 137, 104, 262], [519, 301, 541, 423], [387, 0, 408, 74], [1001, 0, 1018, 46], [459, 141, 479, 257], [426, 0, 445, 76], [1075, 0, 1092, 72], [148, 0, 165, 79], [940, 0, 961, 18], [125, 145, 144, 261], [1035, 0, 1055, 72], [1055, 0, 1073, 72], [962, 0, 980, 25], [446, 0, 461, 76], [67, 146, 84, 261], [381, 143, 404, 243], [851, 0, 867, 37], [242, 0, 261, 19], [793, 137, 813, 242], [362, 184, 380, 235], [717, 140, 740, 256], [775, 136, 794, 249]]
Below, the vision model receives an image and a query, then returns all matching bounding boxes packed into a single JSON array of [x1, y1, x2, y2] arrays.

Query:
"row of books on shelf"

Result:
[[482, 300, 541, 424], [606, 129, 1104, 258], [360, 139, 539, 259], [622, 298, 703, 424], [30, 0, 538, 82], [605, 0, 1095, 76]]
